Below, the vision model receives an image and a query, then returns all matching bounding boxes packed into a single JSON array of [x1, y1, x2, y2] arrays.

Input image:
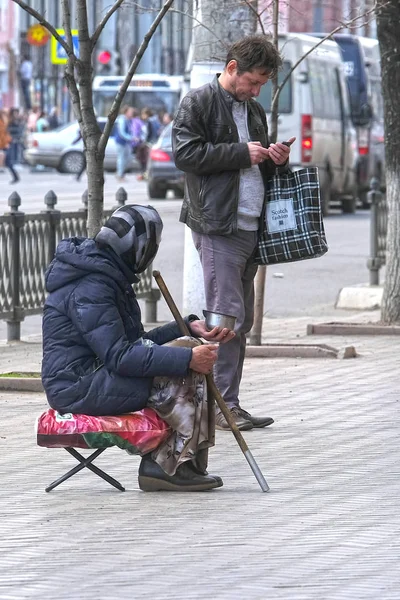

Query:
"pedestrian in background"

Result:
[[27, 106, 39, 133], [129, 107, 144, 154], [136, 107, 161, 181], [48, 107, 60, 130], [173, 35, 295, 431], [19, 55, 33, 111], [36, 111, 49, 132], [6, 108, 24, 184], [161, 111, 173, 130], [0, 109, 12, 177], [114, 105, 134, 181]]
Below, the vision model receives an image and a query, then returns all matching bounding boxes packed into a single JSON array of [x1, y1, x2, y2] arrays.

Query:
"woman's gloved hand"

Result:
[[189, 344, 218, 374]]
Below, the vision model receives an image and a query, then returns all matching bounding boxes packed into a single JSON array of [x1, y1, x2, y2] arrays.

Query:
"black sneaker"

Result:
[[237, 408, 274, 428], [215, 406, 253, 431]]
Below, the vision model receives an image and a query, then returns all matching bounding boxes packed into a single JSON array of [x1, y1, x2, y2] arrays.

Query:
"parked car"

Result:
[[24, 118, 138, 173], [147, 123, 184, 199]]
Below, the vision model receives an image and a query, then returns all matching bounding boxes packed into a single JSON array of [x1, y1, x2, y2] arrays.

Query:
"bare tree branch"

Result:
[[242, 0, 266, 34], [98, 0, 175, 154], [271, 0, 387, 115], [91, 0, 126, 49], [11, 0, 72, 56], [137, 4, 228, 50]]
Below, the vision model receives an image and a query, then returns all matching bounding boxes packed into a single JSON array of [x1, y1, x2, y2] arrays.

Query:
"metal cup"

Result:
[[202, 309, 237, 332]]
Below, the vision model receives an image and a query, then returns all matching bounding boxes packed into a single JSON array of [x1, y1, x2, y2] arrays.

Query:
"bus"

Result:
[[92, 74, 183, 118], [332, 35, 385, 206]]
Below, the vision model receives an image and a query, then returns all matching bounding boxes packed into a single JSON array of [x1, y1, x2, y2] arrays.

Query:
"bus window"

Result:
[[258, 61, 292, 113], [93, 90, 180, 118]]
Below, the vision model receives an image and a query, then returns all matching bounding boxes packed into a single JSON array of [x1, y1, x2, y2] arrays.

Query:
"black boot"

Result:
[[138, 455, 223, 492], [186, 461, 223, 487]]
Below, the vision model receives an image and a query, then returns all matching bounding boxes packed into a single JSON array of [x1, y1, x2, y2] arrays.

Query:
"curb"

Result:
[[307, 323, 400, 336], [0, 377, 43, 392], [245, 343, 339, 359]]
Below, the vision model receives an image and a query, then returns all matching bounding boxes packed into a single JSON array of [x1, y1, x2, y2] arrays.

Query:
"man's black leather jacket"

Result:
[[172, 75, 278, 235]]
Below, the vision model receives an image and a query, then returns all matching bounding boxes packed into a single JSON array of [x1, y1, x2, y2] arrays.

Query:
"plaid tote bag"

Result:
[[254, 167, 328, 265]]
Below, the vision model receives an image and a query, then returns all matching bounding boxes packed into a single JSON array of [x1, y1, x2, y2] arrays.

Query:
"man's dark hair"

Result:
[[225, 35, 282, 78]]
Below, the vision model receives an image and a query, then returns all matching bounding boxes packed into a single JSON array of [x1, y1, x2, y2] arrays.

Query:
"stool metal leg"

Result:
[[66, 448, 125, 491], [45, 448, 125, 492]]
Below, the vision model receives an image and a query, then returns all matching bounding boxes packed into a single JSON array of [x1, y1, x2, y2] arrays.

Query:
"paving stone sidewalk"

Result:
[[1, 313, 400, 600]]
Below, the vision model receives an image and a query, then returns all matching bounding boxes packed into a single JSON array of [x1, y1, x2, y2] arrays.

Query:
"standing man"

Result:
[[172, 35, 295, 431]]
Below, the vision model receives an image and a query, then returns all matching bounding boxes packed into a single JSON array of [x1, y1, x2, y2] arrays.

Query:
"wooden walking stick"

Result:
[[153, 270, 270, 492]]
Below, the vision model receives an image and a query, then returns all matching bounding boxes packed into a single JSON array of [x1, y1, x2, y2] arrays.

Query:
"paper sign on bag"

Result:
[[266, 198, 297, 233]]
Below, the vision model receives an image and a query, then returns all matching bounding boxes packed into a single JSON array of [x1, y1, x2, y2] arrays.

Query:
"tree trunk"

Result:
[[377, 0, 400, 323]]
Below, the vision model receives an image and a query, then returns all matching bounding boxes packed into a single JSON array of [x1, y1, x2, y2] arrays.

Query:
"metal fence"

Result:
[[0, 188, 160, 342], [367, 177, 388, 286]]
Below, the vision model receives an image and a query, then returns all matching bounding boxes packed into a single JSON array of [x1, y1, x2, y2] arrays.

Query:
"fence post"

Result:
[[367, 177, 383, 286], [6, 192, 24, 342], [44, 190, 61, 264]]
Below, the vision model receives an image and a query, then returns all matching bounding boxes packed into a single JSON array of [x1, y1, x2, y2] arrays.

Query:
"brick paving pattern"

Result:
[[0, 316, 400, 599]]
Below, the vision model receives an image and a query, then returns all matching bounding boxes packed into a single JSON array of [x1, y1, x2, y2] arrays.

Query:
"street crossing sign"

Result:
[[51, 29, 79, 65]]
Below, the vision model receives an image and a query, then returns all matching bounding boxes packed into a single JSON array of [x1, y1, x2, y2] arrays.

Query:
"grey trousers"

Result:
[[192, 230, 258, 407]]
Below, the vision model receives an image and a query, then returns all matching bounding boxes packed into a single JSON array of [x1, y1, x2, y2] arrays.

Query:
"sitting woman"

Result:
[[41, 205, 235, 492]]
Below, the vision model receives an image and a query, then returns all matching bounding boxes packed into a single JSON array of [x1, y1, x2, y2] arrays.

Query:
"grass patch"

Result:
[[0, 372, 41, 378]]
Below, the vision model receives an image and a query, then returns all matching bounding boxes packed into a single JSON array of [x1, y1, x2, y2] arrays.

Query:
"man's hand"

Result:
[[247, 141, 270, 165], [190, 320, 235, 344], [268, 137, 296, 165], [189, 345, 218, 374]]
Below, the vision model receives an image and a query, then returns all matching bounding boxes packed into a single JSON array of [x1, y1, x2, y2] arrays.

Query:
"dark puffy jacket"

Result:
[[172, 76, 278, 235], [42, 237, 193, 415]]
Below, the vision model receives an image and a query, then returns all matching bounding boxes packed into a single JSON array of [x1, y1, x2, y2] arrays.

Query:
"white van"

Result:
[[258, 33, 357, 214]]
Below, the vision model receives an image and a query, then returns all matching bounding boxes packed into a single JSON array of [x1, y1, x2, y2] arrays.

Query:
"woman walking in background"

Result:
[[1, 109, 20, 184], [114, 105, 134, 181], [0, 110, 11, 177]]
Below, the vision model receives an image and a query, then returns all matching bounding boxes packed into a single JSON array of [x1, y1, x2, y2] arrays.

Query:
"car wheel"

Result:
[[321, 174, 332, 217], [358, 189, 370, 209], [342, 196, 357, 214], [173, 188, 184, 199], [148, 181, 167, 199], [59, 151, 85, 174]]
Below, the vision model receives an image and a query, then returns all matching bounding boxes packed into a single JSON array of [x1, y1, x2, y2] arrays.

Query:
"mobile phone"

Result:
[[282, 140, 294, 147]]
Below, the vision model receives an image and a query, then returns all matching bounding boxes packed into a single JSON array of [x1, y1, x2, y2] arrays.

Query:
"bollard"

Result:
[[81, 190, 89, 211], [366, 177, 383, 286], [144, 289, 161, 324], [6, 192, 25, 342], [115, 187, 127, 208]]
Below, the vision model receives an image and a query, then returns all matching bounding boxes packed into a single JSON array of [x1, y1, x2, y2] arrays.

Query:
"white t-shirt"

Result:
[[20, 60, 33, 80], [232, 100, 265, 231]]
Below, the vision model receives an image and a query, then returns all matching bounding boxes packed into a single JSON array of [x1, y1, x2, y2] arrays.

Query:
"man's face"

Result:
[[227, 61, 270, 102]]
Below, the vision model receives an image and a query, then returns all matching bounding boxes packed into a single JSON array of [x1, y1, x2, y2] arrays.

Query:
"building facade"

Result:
[[0, 0, 20, 109], [11, 0, 192, 117]]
